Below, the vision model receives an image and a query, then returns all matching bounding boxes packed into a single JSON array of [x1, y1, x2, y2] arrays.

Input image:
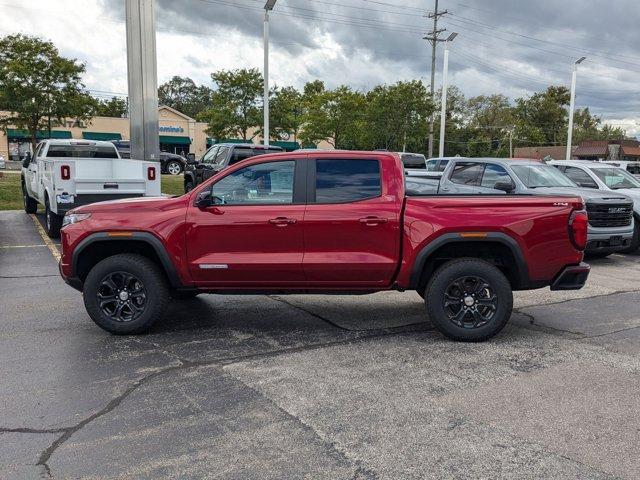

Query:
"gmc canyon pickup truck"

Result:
[[59, 151, 590, 342]]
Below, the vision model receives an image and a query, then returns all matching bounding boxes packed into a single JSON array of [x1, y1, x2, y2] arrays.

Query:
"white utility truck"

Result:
[[21, 140, 161, 238]]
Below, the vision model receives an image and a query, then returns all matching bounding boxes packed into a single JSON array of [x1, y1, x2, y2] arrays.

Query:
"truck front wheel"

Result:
[[22, 182, 37, 214], [83, 254, 169, 334], [44, 197, 63, 238], [424, 258, 513, 342]]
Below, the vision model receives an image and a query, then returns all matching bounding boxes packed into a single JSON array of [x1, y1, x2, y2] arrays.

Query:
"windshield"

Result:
[[591, 167, 640, 189], [46, 145, 119, 158], [401, 154, 427, 169], [511, 164, 576, 188]]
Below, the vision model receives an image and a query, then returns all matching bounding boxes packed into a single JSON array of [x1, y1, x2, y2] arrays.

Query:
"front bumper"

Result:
[[550, 262, 590, 290], [59, 260, 83, 291]]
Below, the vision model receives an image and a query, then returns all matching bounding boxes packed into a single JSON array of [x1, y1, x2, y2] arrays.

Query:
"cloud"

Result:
[[2, 0, 638, 136]]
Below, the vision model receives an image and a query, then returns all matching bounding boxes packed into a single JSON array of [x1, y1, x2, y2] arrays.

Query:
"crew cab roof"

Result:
[[41, 139, 117, 147], [215, 143, 283, 150]]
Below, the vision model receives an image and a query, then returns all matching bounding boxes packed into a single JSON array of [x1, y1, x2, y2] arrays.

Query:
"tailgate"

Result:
[[55, 159, 158, 195]]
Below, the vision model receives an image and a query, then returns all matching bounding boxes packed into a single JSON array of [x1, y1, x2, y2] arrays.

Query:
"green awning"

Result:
[[82, 131, 122, 141], [271, 141, 300, 152], [302, 143, 317, 149], [6, 129, 72, 140], [159, 135, 191, 145]]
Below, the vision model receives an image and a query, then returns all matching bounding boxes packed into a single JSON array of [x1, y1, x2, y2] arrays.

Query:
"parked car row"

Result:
[[405, 156, 639, 257], [111, 140, 188, 176]]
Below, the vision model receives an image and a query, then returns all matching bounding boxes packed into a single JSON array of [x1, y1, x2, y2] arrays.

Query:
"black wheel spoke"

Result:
[[98, 271, 147, 323], [443, 275, 497, 329]]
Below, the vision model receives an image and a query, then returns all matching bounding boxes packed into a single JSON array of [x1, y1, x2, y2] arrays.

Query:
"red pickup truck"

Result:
[[59, 151, 590, 341]]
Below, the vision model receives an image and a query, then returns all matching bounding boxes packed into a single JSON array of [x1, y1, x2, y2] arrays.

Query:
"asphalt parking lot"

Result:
[[2, 209, 640, 479]]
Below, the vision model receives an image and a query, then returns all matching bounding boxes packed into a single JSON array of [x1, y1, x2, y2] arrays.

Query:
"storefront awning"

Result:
[[270, 141, 301, 151], [7, 129, 72, 140], [159, 135, 191, 145], [82, 132, 122, 141]]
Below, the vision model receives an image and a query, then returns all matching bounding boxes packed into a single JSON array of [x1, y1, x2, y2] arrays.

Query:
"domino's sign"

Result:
[[159, 126, 184, 133]]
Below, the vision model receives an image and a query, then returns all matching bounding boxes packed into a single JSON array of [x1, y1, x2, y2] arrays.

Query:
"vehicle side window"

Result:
[[33, 143, 44, 160], [314, 159, 381, 203], [202, 146, 218, 164], [211, 161, 295, 205], [229, 149, 253, 165], [436, 160, 449, 172], [425, 160, 439, 172], [450, 162, 483, 186], [563, 167, 598, 188], [213, 147, 229, 165], [628, 164, 640, 175], [480, 164, 511, 189]]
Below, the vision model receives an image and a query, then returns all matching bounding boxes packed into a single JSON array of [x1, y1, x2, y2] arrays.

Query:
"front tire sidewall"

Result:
[[44, 198, 62, 238], [22, 183, 37, 214], [83, 254, 169, 334], [425, 259, 513, 342]]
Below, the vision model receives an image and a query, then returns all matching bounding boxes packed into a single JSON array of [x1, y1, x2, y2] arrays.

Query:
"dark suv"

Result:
[[110, 140, 187, 175], [183, 143, 283, 192]]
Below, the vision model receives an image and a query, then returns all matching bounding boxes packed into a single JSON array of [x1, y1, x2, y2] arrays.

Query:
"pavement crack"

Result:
[[0, 274, 59, 279], [0, 427, 67, 434], [584, 324, 640, 339], [267, 295, 352, 331], [513, 308, 586, 337], [36, 363, 188, 475]]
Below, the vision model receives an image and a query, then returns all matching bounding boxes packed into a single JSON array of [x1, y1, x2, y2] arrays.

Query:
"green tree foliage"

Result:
[[94, 96, 128, 117], [158, 76, 214, 118], [513, 86, 571, 145], [269, 86, 304, 142], [0, 34, 96, 151]]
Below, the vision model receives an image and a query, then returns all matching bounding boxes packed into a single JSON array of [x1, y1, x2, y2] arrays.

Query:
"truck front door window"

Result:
[[211, 161, 295, 205], [480, 164, 511, 189], [563, 167, 598, 189], [201, 146, 218, 164]]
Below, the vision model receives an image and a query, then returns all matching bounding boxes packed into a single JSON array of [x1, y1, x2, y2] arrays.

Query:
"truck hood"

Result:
[[72, 194, 183, 213], [610, 188, 640, 213], [531, 187, 632, 203]]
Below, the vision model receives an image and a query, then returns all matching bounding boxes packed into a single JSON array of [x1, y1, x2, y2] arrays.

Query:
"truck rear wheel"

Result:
[[424, 258, 513, 342], [22, 182, 37, 214], [44, 198, 63, 238], [83, 254, 169, 334]]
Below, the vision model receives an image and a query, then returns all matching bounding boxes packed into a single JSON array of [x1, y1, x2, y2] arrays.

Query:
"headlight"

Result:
[[62, 212, 92, 227]]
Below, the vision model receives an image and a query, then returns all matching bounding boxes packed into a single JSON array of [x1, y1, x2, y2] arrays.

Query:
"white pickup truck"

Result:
[[21, 140, 161, 237]]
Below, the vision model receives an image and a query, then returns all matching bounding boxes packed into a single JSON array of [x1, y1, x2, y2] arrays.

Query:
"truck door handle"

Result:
[[268, 217, 297, 226], [359, 216, 388, 225]]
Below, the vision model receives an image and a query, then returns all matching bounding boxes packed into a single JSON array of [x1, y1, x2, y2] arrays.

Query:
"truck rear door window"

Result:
[[46, 145, 119, 158], [450, 162, 483, 186], [228, 148, 282, 166], [315, 159, 381, 203]]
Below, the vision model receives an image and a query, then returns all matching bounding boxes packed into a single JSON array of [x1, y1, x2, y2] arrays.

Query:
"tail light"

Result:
[[147, 166, 156, 181], [569, 210, 588, 251], [60, 165, 70, 180]]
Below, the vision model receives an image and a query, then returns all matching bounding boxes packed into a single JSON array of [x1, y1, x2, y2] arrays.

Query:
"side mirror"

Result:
[[194, 190, 212, 208], [578, 182, 597, 189], [22, 157, 31, 168], [187, 153, 196, 164], [494, 181, 515, 193]]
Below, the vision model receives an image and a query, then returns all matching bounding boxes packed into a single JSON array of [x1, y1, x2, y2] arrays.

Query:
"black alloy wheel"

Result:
[[443, 275, 497, 329], [97, 271, 147, 322]]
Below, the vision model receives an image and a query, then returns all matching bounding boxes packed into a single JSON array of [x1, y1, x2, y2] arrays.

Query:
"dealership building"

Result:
[[0, 105, 312, 162]]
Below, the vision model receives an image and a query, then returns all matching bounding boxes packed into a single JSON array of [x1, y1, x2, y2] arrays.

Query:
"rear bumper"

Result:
[[550, 262, 590, 291], [56, 193, 143, 215]]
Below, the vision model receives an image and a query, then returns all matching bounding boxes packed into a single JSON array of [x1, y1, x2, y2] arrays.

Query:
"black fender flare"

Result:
[[408, 232, 530, 290], [71, 231, 183, 288]]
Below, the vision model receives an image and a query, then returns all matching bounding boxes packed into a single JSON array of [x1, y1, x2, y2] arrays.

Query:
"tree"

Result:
[[270, 86, 304, 142], [0, 34, 96, 151], [513, 86, 570, 145], [94, 96, 128, 117], [300, 85, 366, 149], [158, 76, 213, 118], [198, 93, 236, 142], [572, 107, 627, 143], [209, 68, 263, 140]]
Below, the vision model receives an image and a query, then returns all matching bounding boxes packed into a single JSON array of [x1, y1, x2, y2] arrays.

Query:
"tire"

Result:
[[624, 222, 640, 253], [184, 180, 194, 193], [44, 197, 62, 238], [22, 182, 37, 214], [166, 160, 182, 175], [83, 254, 169, 334], [424, 258, 513, 342]]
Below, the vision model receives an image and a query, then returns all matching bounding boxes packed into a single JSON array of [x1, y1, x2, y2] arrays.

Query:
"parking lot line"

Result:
[[0, 244, 47, 249], [29, 214, 61, 261]]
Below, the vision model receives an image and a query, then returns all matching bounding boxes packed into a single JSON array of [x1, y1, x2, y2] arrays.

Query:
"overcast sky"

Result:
[[2, 0, 639, 136]]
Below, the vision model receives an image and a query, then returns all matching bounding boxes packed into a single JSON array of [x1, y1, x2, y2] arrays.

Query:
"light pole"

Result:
[[263, 0, 276, 146], [438, 32, 457, 158], [566, 56, 586, 160]]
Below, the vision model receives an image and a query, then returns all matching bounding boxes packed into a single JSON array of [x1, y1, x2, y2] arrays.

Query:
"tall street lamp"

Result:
[[566, 56, 586, 160], [263, 0, 277, 146], [438, 32, 457, 158]]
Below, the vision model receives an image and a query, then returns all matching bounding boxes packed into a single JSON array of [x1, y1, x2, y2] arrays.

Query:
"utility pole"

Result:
[[425, 0, 447, 158], [438, 32, 457, 157]]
